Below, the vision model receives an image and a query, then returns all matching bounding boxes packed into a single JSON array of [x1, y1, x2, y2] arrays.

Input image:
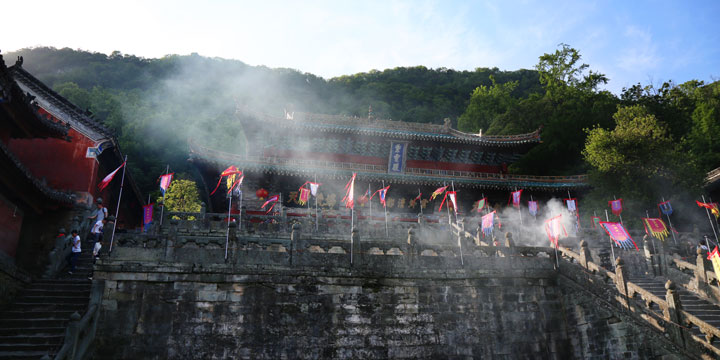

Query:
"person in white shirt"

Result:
[[90, 219, 106, 248], [66, 230, 81, 274], [88, 200, 108, 223]]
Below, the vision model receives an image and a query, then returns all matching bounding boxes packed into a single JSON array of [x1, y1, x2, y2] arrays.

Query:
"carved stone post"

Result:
[[504, 232, 515, 257], [579, 240, 592, 269], [475, 226, 481, 246], [664, 280, 686, 347], [643, 235, 658, 276], [407, 226, 416, 267], [695, 248, 709, 284], [614, 257, 628, 297], [290, 223, 301, 266], [200, 202, 207, 220]]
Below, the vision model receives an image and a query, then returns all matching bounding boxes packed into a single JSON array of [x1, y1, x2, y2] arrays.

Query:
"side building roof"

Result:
[[0, 53, 70, 140], [239, 110, 542, 149]]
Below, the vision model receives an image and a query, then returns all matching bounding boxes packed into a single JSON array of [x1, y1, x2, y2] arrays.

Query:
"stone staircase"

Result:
[[0, 249, 94, 360], [630, 276, 720, 338]]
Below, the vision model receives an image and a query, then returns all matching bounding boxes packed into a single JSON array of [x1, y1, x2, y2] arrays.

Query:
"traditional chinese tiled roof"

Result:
[[0, 139, 76, 205], [8, 57, 113, 142], [0, 53, 70, 139], [707, 167, 720, 190], [189, 142, 588, 191], [240, 110, 542, 147]]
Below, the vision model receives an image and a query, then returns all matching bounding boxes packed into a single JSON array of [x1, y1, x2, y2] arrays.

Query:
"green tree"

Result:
[[161, 179, 202, 214], [583, 105, 700, 209], [536, 43, 608, 100], [457, 76, 518, 133]]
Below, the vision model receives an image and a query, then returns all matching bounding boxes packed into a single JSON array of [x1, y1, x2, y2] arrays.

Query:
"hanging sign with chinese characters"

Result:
[[387, 142, 408, 174]]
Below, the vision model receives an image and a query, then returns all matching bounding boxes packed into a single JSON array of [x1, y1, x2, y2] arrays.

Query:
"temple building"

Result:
[[0, 54, 142, 270], [190, 110, 588, 215]]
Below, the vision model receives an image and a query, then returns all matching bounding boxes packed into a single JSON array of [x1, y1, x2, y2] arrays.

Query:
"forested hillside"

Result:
[[4, 46, 718, 214]]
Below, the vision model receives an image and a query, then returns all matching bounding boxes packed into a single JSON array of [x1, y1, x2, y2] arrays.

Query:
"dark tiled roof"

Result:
[[189, 142, 588, 192], [0, 54, 70, 139], [0, 139, 76, 204], [8, 58, 113, 139], [240, 111, 542, 147]]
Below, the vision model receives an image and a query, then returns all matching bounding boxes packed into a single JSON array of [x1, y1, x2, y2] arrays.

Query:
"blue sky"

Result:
[[5, 0, 719, 93]]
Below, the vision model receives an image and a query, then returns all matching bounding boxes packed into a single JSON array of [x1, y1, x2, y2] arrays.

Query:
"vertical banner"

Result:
[[142, 203, 153, 232], [481, 211, 496, 238], [609, 199, 623, 216], [159, 173, 174, 195], [599, 221, 638, 250], [509, 190, 523, 208], [565, 198, 577, 212], [528, 201, 538, 216], [388, 142, 408, 174], [545, 214, 567, 247], [591, 216, 601, 229]]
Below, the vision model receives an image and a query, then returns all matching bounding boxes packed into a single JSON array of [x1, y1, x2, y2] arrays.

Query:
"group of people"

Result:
[[66, 199, 108, 275]]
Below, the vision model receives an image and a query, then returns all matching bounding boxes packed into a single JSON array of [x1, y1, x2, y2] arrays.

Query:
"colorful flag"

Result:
[[476, 197, 487, 212], [642, 218, 669, 240], [545, 214, 567, 248], [431, 186, 448, 200], [528, 201, 538, 216], [591, 216, 601, 229], [448, 192, 458, 214], [98, 161, 126, 191], [261, 195, 280, 213], [358, 188, 371, 204], [159, 173, 174, 195], [298, 181, 322, 197], [371, 185, 390, 207], [438, 191, 457, 212], [341, 173, 357, 209], [599, 221, 638, 250], [481, 211, 496, 238], [609, 199, 623, 216], [298, 187, 310, 206], [658, 201, 673, 215], [210, 166, 242, 195], [708, 247, 720, 283], [415, 191, 422, 201], [565, 198, 577, 212], [225, 173, 244, 195], [509, 190, 522, 208], [697, 200, 720, 218], [142, 203, 153, 232]]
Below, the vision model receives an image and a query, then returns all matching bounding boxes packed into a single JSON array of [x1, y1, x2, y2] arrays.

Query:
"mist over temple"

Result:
[[2, 40, 720, 359]]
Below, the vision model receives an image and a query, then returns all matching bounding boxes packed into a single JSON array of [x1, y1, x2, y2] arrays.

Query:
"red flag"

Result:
[[371, 185, 390, 207], [609, 199, 623, 216], [210, 166, 242, 195], [261, 195, 279, 213], [341, 173, 357, 209], [430, 186, 448, 200], [438, 191, 457, 212], [509, 190, 522, 208], [697, 200, 720, 218], [159, 173, 174, 194], [545, 214, 567, 248], [415, 191, 422, 201], [98, 162, 125, 191]]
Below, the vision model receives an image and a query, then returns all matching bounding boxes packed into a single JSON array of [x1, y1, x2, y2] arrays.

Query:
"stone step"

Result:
[[26, 282, 91, 291], [0, 350, 54, 360], [14, 296, 88, 305], [0, 327, 65, 337], [10, 302, 86, 312], [0, 319, 68, 329], [19, 288, 90, 297], [0, 342, 57, 352], [31, 279, 91, 286], [0, 310, 74, 320], [0, 334, 63, 345]]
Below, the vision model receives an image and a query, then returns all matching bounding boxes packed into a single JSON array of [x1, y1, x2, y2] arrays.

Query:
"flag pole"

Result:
[[530, 195, 536, 221], [239, 169, 243, 232], [160, 164, 169, 226], [451, 181, 463, 266], [482, 192, 486, 216], [368, 184, 373, 222], [605, 209, 616, 272], [661, 196, 677, 244], [614, 195, 623, 225], [382, 180, 389, 238], [314, 174, 319, 232], [350, 177, 355, 265], [224, 189, 232, 260], [516, 187, 523, 241], [418, 189, 423, 217], [700, 195, 718, 246], [108, 155, 127, 254]]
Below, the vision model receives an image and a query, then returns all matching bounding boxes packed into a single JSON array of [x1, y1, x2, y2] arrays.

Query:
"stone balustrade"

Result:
[[557, 243, 720, 357]]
